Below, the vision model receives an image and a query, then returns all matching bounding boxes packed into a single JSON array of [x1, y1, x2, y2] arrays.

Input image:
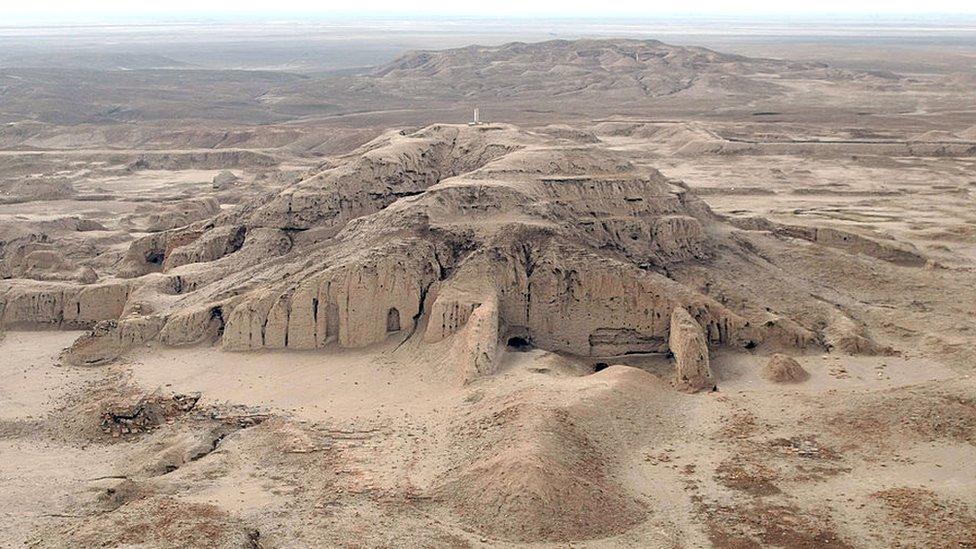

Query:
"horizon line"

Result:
[[6, 10, 976, 20]]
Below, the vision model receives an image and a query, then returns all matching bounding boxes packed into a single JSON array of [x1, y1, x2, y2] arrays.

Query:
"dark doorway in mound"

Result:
[[146, 251, 165, 265], [593, 362, 610, 373], [506, 336, 532, 352], [209, 306, 225, 338], [386, 308, 401, 332]]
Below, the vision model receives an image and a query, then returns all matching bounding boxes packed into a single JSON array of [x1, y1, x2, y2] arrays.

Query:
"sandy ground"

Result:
[[649, 154, 976, 267], [2, 328, 974, 547]]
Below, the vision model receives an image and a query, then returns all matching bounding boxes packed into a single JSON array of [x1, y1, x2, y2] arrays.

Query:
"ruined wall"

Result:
[[19, 250, 97, 284], [163, 225, 246, 270], [423, 269, 493, 344], [539, 176, 708, 265], [159, 303, 227, 346], [487, 244, 749, 357], [0, 280, 130, 329], [221, 239, 440, 351], [669, 307, 714, 392], [419, 240, 752, 360], [432, 294, 501, 382], [62, 315, 165, 366], [118, 228, 205, 279], [811, 227, 925, 267], [726, 216, 925, 268], [422, 268, 502, 381], [0, 233, 100, 284]]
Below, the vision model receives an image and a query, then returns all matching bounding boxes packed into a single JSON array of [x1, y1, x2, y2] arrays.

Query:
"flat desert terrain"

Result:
[[1, 16, 975, 548]]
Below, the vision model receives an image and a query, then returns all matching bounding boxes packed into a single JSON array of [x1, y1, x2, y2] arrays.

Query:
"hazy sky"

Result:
[[5, 0, 976, 16]]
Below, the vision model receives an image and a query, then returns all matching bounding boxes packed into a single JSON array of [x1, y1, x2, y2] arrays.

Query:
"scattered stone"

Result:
[[99, 393, 199, 437]]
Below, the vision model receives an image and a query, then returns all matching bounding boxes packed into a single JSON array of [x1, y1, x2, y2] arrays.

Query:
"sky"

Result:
[[3, 0, 976, 17]]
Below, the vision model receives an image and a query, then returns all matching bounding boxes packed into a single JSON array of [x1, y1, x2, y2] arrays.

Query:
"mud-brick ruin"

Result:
[[1, 123, 903, 390]]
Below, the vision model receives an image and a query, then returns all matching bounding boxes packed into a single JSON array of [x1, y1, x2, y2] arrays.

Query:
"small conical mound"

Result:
[[761, 354, 809, 383]]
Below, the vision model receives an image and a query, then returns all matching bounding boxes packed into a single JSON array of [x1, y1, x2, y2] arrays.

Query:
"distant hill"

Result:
[[264, 38, 847, 119], [369, 39, 818, 98], [0, 38, 918, 125]]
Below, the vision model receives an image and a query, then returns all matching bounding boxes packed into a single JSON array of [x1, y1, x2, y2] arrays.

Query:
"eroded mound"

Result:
[[761, 354, 809, 383], [434, 365, 672, 542], [2, 122, 909, 388], [436, 399, 643, 541], [37, 497, 258, 548]]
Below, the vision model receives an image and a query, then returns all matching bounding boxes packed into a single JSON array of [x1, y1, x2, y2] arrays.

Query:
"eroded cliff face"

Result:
[[0, 280, 130, 329], [428, 239, 748, 358], [220, 238, 440, 351], [247, 125, 523, 231], [1, 123, 903, 388]]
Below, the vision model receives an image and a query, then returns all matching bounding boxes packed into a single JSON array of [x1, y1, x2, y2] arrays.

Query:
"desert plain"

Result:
[[0, 16, 975, 548]]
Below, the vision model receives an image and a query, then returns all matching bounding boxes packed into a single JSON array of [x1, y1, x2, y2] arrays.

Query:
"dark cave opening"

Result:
[[146, 251, 165, 265], [387, 307, 401, 332], [506, 336, 532, 352]]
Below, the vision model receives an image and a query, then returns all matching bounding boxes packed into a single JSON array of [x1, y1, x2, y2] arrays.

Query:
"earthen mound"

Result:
[[435, 401, 644, 542], [37, 497, 256, 548], [761, 354, 809, 383], [1, 123, 906, 385], [211, 170, 240, 190], [434, 367, 669, 541]]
